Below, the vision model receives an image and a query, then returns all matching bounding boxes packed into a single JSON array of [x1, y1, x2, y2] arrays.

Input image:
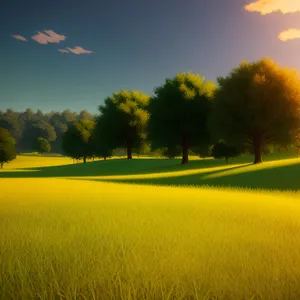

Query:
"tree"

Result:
[[96, 90, 150, 159], [36, 137, 51, 154], [212, 141, 240, 164], [89, 125, 113, 161], [62, 109, 78, 124], [79, 110, 94, 121], [163, 145, 181, 159], [0, 128, 16, 169], [0, 109, 23, 150], [22, 120, 56, 151], [212, 58, 300, 164], [62, 119, 95, 163], [149, 73, 215, 164]]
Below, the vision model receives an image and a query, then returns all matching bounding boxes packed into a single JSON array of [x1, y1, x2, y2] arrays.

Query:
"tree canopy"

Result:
[[62, 119, 95, 163], [149, 72, 215, 164], [212, 58, 300, 164], [0, 128, 16, 168], [95, 90, 150, 159], [36, 137, 51, 154]]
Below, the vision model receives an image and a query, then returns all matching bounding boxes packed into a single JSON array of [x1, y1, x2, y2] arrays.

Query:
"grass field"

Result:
[[1, 154, 300, 299]]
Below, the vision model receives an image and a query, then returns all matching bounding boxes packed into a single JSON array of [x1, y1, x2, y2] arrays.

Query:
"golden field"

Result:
[[1, 155, 300, 299]]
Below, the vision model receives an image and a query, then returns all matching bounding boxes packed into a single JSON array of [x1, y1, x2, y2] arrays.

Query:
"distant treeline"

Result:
[[0, 109, 94, 153], [1, 58, 300, 166]]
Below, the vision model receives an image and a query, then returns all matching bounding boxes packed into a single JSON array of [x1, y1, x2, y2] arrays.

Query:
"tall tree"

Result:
[[96, 90, 150, 159], [0, 128, 16, 169], [62, 119, 95, 163], [149, 73, 215, 164], [212, 58, 300, 164]]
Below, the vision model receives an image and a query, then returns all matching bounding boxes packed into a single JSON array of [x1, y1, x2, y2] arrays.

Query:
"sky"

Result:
[[1, 0, 300, 113]]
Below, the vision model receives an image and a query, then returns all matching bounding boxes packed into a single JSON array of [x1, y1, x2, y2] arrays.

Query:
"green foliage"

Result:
[[89, 126, 113, 160], [149, 72, 215, 164], [0, 128, 16, 168], [191, 144, 212, 159], [96, 90, 150, 159], [212, 58, 300, 164], [63, 119, 95, 163], [79, 110, 94, 121], [36, 137, 51, 154], [163, 145, 181, 159], [212, 141, 241, 164]]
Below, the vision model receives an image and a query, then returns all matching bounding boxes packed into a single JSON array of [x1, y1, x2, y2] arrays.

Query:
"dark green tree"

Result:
[[22, 120, 56, 151], [62, 119, 95, 163], [36, 137, 51, 154], [163, 145, 181, 159], [212, 58, 300, 164], [89, 123, 113, 161], [0, 109, 23, 150], [212, 141, 240, 164], [96, 90, 150, 159], [0, 128, 16, 169], [149, 72, 215, 164]]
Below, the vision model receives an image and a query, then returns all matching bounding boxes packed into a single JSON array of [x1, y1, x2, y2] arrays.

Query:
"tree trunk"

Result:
[[0, 162, 3, 169], [127, 144, 133, 160], [253, 136, 263, 164], [181, 136, 189, 164], [226, 157, 228, 164], [83, 156, 86, 164], [104, 156, 107, 161]]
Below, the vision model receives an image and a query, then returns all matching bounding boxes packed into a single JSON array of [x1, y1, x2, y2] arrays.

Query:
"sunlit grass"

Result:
[[3, 155, 74, 169], [202, 157, 300, 180], [1, 154, 300, 299]]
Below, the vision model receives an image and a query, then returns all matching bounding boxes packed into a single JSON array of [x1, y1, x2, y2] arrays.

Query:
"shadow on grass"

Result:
[[1, 155, 299, 192], [0, 158, 230, 179], [73, 160, 300, 192]]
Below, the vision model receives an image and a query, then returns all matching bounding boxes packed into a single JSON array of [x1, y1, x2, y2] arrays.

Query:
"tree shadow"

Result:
[[73, 160, 300, 192], [1, 156, 299, 192], [0, 158, 236, 179]]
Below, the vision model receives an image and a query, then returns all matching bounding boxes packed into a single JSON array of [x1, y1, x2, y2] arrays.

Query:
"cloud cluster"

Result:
[[11, 29, 94, 54], [245, 0, 300, 41], [58, 47, 93, 55], [31, 30, 67, 44], [12, 35, 27, 41], [278, 28, 300, 41], [245, 0, 300, 15]]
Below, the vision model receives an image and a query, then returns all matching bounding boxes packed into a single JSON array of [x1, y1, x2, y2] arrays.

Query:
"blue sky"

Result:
[[1, 0, 300, 113]]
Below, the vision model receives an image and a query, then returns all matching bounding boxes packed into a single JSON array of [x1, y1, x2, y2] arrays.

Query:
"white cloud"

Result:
[[31, 30, 67, 44], [278, 28, 300, 41], [245, 0, 300, 15], [58, 49, 70, 53], [66, 46, 93, 55], [12, 35, 27, 41]]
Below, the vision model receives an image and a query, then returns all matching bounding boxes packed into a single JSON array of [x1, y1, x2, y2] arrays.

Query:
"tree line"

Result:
[[1, 58, 300, 168], [0, 109, 94, 154]]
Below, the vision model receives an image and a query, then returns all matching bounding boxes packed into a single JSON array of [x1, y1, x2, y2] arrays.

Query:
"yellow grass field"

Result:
[[1, 155, 300, 299]]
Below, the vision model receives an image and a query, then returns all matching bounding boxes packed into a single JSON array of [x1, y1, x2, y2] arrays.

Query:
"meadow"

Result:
[[1, 154, 300, 299]]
